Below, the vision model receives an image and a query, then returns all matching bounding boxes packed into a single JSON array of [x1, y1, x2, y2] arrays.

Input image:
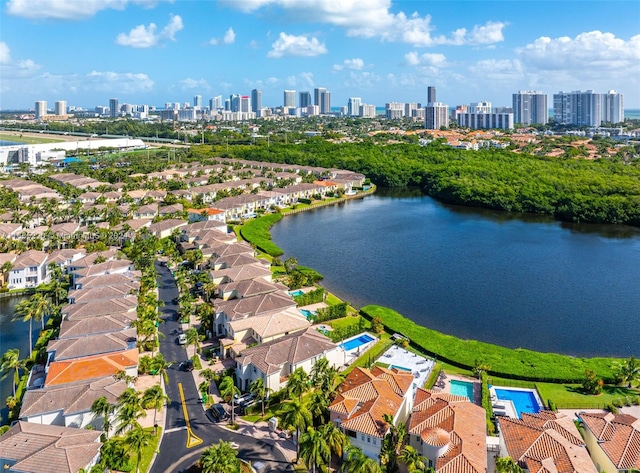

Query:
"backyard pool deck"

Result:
[[380, 345, 435, 389], [436, 374, 482, 405], [298, 302, 328, 312]]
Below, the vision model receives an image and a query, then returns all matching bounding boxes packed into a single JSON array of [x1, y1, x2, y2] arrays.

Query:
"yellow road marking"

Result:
[[178, 382, 203, 448]]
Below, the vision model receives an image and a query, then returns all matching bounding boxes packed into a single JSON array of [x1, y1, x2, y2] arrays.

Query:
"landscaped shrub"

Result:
[[297, 198, 312, 205], [313, 302, 348, 324], [360, 304, 621, 383], [481, 373, 495, 435], [294, 288, 324, 306], [606, 403, 619, 414]]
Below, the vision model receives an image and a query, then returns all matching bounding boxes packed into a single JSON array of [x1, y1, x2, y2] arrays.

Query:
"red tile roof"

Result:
[[580, 412, 640, 470]]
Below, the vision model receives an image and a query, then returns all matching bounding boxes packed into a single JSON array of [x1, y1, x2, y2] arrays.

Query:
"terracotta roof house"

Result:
[[70, 258, 135, 284], [0, 421, 102, 473], [45, 348, 138, 386], [67, 249, 119, 271], [498, 411, 596, 473], [0, 222, 23, 238], [76, 191, 101, 204], [132, 203, 158, 219], [0, 253, 17, 285], [579, 411, 640, 472], [147, 218, 187, 238], [210, 262, 272, 286], [214, 290, 297, 336], [407, 389, 487, 472], [159, 203, 184, 216], [20, 376, 126, 429], [72, 272, 140, 291], [235, 327, 342, 392], [47, 249, 87, 271], [185, 219, 228, 233], [46, 327, 137, 361], [61, 295, 137, 320], [58, 313, 134, 339], [67, 284, 138, 303], [210, 253, 269, 271], [329, 366, 416, 461], [218, 278, 285, 301], [187, 207, 226, 223]]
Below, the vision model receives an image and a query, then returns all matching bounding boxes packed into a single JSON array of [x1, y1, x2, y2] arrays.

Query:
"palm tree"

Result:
[[495, 456, 525, 473], [13, 298, 37, 358], [379, 413, 407, 473], [199, 440, 241, 473], [0, 348, 24, 396], [399, 445, 429, 472], [150, 353, 172, 384], [124, 423, 154, 473], [185, 327, 201, 356], [30, 292, 53, 331], [341, 445, 382, 473], [286, 367, 310, 401], [321, 423, 348, 465], [307, 389, 330, 426], [249, 377, 271, 418], [142, 385, 168, 434], [299, 426, 330, 473], [613, 356, 640, 387], [278, 398, 312, 458], [219, 375, 240, 425], [115, 388, 146, 436], [91, 396, 115, 439]]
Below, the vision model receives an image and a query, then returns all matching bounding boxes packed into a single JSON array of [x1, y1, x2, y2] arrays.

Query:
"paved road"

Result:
[[150, 262, 293, 473]]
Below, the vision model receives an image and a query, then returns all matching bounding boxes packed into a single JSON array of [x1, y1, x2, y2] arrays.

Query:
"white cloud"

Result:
[[267, 32, 328, 58], [333, 58, 364, 71], [0, 42, 10, 64], [210, 27, 236, 46], [5, 0, 169, 20], [517, 31, 640, 73], [179, 78, 210, 90], [116, 14, 183, 48], [222, 0, 506, 47], [404, 52, 447, 67], [468, 59, 524, 83], [86, 71, 154, 93]]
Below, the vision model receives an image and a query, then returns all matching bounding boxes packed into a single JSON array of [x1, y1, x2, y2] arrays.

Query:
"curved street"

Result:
[[150, 262, 294, 473]]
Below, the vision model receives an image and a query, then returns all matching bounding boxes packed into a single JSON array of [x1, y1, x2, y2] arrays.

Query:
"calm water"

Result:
[[271, 189, 640, 358], [0, 295, 33, 423], [0, 140, 26, 146]]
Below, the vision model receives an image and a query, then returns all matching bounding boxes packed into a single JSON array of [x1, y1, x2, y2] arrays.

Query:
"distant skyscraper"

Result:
[[210, 95, 223, 110], [251, 89, 262, 113], [469, 101, 492, 114], [240, 96, 250, 113], [109, 98, 119, 118], [425, 102, 449, 130], [230, 94, 240, 112], [35, 101, 47, 119], [299, 91, 312, 108], [553, 90, 602, 126], [360, 104, 376, 118], [193, 95, 203, 109], [427, 86, 436, 104], [283, 90, 296, 108], [55, 100, 66, 116], [512, 91, 548, 126], [602, 90, 624, 124], [348, 97, 362, 116], [314, 88, 331, 114]]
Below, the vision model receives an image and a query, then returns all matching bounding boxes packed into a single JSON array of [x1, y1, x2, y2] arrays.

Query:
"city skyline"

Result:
[[1, 0, 639, 110]]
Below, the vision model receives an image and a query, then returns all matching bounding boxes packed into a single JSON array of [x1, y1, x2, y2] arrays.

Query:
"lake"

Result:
[[271, 189, 640, 358], [0, 295, 34, 423]]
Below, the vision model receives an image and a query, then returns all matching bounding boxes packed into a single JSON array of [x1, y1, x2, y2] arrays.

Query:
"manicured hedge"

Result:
[[239, 213, 284, 256], [294, 288, 325, 306], [360, 304, 621, 383]]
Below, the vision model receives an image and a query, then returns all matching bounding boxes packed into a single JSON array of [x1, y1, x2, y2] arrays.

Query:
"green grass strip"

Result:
[[360, 304, 622, 383], [238, 213, 284, 256]]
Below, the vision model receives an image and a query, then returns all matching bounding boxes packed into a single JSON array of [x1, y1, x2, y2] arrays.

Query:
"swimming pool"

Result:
[[450, 380, 474, 401], [289, 290, 304, 297], [298, 309, 315, 319], [494, 388, 541, 418], [341, 333, 375, 351], [390, 364, 411, 372]]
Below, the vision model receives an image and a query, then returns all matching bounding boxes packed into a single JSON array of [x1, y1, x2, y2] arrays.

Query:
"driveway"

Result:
[[150, 262, 294, 473]]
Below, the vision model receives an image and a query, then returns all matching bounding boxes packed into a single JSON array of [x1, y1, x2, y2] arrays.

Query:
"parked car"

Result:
[[205, 403, 229, 423], [177, 333, 187, 345], [179, 360, 193, 372]]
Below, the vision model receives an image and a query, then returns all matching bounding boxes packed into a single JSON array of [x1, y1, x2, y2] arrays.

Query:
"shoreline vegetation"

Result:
[[238, 199, 624, 384], [206, 141, 640, 227]]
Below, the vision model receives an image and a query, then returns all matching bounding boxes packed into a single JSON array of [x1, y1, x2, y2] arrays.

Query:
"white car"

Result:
[[177, 333, 187, 345]]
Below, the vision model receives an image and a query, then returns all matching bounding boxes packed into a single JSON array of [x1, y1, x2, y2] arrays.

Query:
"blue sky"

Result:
[[1, 0, 639, 111]]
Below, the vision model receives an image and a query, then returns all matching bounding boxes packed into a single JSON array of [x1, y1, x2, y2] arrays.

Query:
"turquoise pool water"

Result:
[[450, 380, 474, 401], [289, 290, 304, 297], [390, 364, 411, 372], [495, 388, 541, 418], [342, 334, 375, 351], [298, 309, 314, 319]]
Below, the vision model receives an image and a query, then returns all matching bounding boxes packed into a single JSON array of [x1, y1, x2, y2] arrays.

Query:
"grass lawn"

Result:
[[325, 292, 343, 306], [326, 314, 370, 331], [537, 383, 640, 409], [136, 427, 162, 473], [0, 132, 64, 144]]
